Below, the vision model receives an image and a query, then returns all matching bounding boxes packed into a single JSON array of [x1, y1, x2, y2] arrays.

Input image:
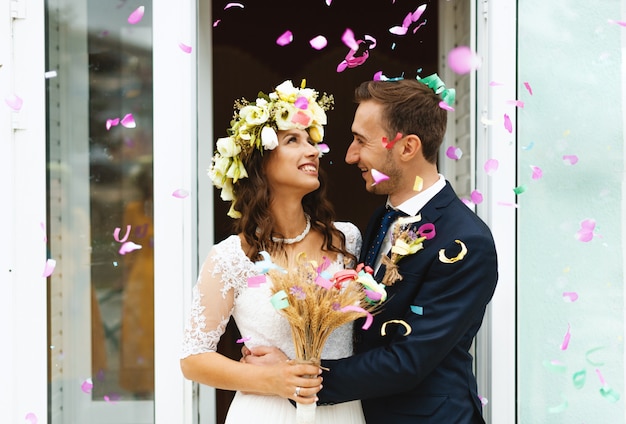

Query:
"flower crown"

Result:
[[209, 79, 334, 218]]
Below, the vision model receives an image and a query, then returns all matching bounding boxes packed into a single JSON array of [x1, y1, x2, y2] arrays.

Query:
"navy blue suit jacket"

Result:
[[319, 182, 498, 423]]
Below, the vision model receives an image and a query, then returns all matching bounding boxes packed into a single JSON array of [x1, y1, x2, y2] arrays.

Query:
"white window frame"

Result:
[[0, 1, 48, 422], [475, 1, 517, 423], [152, 0, 199, 423]]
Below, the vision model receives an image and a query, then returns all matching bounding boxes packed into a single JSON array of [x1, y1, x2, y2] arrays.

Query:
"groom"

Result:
[[248, 77, 498, 423]]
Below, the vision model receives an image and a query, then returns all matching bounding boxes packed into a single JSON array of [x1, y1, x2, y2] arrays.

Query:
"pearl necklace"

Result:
[[272, 214, 311, 244]]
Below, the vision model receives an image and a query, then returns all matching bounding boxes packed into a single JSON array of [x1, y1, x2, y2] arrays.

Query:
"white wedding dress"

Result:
[[181, 222, 365, 424]]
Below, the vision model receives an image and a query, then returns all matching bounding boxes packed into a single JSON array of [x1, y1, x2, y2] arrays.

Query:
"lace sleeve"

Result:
[[334, 221, 362, 265], [180, 236, 254, 358]]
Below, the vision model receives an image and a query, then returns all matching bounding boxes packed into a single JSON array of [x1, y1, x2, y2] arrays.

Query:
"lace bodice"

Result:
[[181, 222, 362, 359]]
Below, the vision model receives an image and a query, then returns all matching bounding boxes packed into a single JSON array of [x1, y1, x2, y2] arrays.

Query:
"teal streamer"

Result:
[[417, 73, 456, 106], [270, 290, 289, 310]]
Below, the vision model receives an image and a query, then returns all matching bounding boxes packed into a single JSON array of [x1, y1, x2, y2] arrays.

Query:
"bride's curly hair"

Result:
[[231, 147, 355, 264]]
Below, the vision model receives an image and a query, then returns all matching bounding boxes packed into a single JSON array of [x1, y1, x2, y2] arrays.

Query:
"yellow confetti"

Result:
[[413, 175, 424, 192], [381, 319, 412, 336], [438, 240, 468, 263]]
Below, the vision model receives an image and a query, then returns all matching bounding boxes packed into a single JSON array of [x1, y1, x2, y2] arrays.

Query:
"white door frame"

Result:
[[153, 0, 199, 423], [0, 1, 48, 422], [476, 1, 517, 423]]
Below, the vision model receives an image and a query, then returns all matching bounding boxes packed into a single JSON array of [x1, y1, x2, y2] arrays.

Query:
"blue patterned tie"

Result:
[[364, 207, 405, 268]]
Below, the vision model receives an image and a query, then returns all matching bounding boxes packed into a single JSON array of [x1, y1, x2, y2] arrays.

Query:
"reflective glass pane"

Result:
[[46, 1, 154, 422], [517, 1, 625, 422]]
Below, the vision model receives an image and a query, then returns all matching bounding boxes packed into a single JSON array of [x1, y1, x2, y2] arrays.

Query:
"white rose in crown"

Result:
[[240, 104, 270, 126], [216, 136, 240, 158], [261, 126, 279, 150]]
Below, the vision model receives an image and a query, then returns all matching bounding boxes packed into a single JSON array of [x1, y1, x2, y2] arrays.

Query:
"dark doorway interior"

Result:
[[210, 1, 438, 421]]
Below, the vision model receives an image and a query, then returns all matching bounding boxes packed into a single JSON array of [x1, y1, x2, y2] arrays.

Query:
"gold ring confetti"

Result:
[[381, 319, 412, 336], [438, 239, 467, 263]]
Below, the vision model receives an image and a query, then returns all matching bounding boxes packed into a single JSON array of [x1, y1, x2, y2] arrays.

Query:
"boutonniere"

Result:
[[381, 214, 436, 286]]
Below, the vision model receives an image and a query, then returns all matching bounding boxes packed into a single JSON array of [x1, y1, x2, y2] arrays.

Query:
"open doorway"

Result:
[[209, 1, 471, 421]]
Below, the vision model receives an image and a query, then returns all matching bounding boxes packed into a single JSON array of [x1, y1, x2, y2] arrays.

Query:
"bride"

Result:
[[180, 80, 365, 423]]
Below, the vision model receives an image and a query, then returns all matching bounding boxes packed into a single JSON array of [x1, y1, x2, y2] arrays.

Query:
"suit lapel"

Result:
[[372, 182, 457, 281]]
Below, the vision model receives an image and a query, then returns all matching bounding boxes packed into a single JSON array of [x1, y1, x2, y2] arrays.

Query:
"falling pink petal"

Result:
[[401, 11, 414, 29], [336, 61, 348, 72], [479, 395, 489, 406], [563, 292, 579, 302], [439, 101, 454, 111], [506, 100, 525, 108], [119, 241, 142, 255], [371, 169, 389, 185], [247, 274, 266, 288], [365, 289, 383, 301], [40, 221, 47, 242], [127, 6, 145, 24], [471, 190, 483, 204], [576, 219, 596, 242], [560, 323, 571, 350], [447, 46, 482, 74], [178, 42, 192, 53], [25, 413, 37, 424], [490, 81, 504, 86], [43, 259, 57, 277], [484, 159, 499, 175], [120, 113, 136, 128], [309, 35, 327, 50], [81, 378, 94, 394], [580, 219, 596, 230], [236, 336, 251, 343], [530, 165, 543, 180], [503, 114, 513, 133], [317, 143, 330, 154], [497, 201, 519, 208], [461, 197, 472, 207], [106, 117, 120, 130], [412, 21, 428, 33], [595, 368, 607, 386], [563, 154, 579, 165], [294, 96, 308, 110], [104, 393, 121, 403], [276, 30, 293, 46], [364, 34, 377, 48], [389, 25, 409, 35], [446, 146, 462, 160], [341, 28, 359, 51], [411, 4, 427, 21], [113, 225, 131, 243], [523, 82, 533, 95], [172, 189, 189, 198], [5, 94, 23, 111], [326, 0, 332, 5], [213, 19, 221, 27], [224, 2, 244, 9], [608, 19, 626, 27]]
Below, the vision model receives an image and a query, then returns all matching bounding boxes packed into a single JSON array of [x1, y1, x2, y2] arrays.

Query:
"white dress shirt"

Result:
[[372, 174, 446, 273]]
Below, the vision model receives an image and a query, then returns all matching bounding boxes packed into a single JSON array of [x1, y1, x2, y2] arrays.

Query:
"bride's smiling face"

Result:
[[264, 128, 321, 198]]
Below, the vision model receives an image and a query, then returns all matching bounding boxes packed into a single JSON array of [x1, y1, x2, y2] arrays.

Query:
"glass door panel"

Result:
[[46, 1, 154, 422], [517, 1, 625, 422]]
